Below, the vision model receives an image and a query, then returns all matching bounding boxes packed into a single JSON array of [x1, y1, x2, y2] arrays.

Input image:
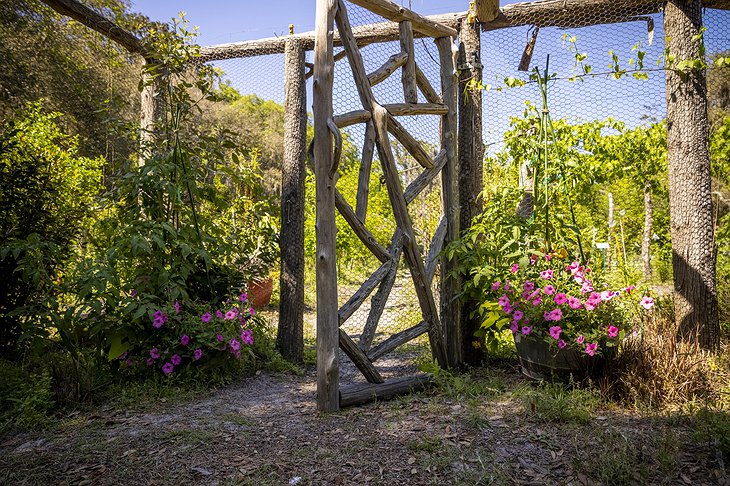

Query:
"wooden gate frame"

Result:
[[313, 0, 462, 412]]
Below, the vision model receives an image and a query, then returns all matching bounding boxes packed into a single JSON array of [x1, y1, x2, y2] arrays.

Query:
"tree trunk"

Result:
[[641, 180, 653, 281], [277, 39, 307, 364], [664, 0, 719, 350], [516, 162, 534, 218], [457, 18, 484, 366]]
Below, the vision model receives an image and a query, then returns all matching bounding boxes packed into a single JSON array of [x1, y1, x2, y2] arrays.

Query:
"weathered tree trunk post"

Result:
[[277, 39, 307, 364], [457, 18, 484, 366], [641, 180, 653, 281], [314, 0, 340, 411], [436, 36, 462, 368], [664, 0, 719, 350], [139, 60, 164, 164]]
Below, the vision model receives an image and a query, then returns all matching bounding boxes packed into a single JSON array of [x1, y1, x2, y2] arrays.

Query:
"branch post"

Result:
[[277, 38, 308, 364], [457, 18, 484, 365], [314, 0, 340, 412]]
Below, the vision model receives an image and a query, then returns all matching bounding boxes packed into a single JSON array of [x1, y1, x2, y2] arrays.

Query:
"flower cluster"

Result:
[[117, 292, 259, 375], [490, 254, 653, 356]]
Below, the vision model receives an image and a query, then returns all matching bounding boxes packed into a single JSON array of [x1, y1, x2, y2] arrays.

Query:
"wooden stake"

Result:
[[355, 121, 376, 223], [399, 21, 418, 103], [314, 0, 339, 413], [347, 0, 457, 38]]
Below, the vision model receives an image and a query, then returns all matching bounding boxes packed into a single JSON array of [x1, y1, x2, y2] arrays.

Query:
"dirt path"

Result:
[[1, 367, 727, 485]]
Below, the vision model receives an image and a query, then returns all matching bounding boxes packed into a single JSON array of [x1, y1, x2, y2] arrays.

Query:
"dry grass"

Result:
[[606, 307, 730, 409]]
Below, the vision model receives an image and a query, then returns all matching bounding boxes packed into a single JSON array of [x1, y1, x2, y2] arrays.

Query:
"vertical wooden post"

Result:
[[457, 18, 484, 365], [399, 21, 418, 103], [664, 0, 719, 350], [139, 60, 164, 164], [277, 38, 307, 364], [314, 0, 340, 411], [436, 36, 462, 368]]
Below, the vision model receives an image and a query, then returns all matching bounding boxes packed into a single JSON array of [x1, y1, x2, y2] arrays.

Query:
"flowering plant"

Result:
[[113, 291, 262, 375], [485, 252, 654, 356]]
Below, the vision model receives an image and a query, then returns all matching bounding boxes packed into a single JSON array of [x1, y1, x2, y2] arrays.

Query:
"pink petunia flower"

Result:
[[180, 335, 190, 346], [510, 263, 519, 273], [224, 309, 237, 320], [532, 297, 542, 306], [241, 329, 254, 345], [554, 293, 568, 305], [584, 300, 597, 311], [566, 261, 581, 275], [216, 310, 224, 319], [521, 326, 532, 335], [585, 343, 598, 356], [640, 296, 655, 310], [576, 335, 585, 344], [491, 281, 501, 292], [568, 296, 582, 309], [146, 358, 155, 367], [194, 348, 203, 361], [607, 325, 619, 338], [162, 362, 174, 374], [249, 307, 256, 316], [512, 310, 524, 322], [543, 285, 555, 296], [545, 254, 552, 262], [549, 325, 562, 340], [239, 292, 248, 302], [540, 269, 554, 280], [625, 285, 636, 294], [558, 340, 567, 349], [150, 347, 161, 359], [174, 300, 180, 314], [216, 334, 224, 342], [229, 338, 241, 352], [201, 312, 212, 323], [510, 322, 519, 333], [580, 281, 594, 294], [498, 295, 510, 307], [171, 354, 182, 366], [529, 254, 538, 265], [524, 281, 535, 292]]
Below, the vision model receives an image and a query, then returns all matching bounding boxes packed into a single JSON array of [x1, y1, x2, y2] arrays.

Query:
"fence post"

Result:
[[663, 0, 719, 350], [277, 39, 307, 363], [139, 60, 163, 164], [314, 0, 339, 411], [436, 36, 462, 368], [457, 18, 484, 365]]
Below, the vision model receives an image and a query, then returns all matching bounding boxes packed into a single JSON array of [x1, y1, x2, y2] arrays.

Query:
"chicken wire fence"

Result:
[[3, 0, 728, 383]]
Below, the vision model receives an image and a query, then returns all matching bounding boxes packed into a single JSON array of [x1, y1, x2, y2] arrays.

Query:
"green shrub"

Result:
[[0, 360, 54, 431]]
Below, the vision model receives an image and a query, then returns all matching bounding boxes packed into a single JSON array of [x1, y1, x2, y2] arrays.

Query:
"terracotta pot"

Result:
[[513, 332, 608, 382], [248, 277, 273, 308]]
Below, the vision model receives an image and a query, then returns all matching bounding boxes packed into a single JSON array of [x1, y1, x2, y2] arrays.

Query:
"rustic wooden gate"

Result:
[[313, 0, 461, 411]]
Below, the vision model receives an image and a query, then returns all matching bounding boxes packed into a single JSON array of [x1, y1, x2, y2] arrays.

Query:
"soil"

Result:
[[0, 365, 727, 486]]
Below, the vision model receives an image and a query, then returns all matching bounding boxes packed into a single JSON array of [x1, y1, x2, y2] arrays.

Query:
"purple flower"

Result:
[[557, 340, 567, 349], [217, 334, 224, 342], [241, 329, 254, 345], [239, 292, 248, 302], [229, 338, 240, 351], [640, 296, 655, 310], [540, 269, 554, 280], [125, 358, 134, 368], [171, 354, 182, 366], [585, 343, 598, 356], [543, 285, 555, 296], [568, 296, 582, 309], [249, 307, 256, 316], [512, 310, 524, 322], [521, 326, 532, 335], [216, 310, 224, 319], [524, 281, 535, 292], [544, 309, 563, 322], [117, 351, 129, 361], [201, 312, 212, 323], [146, 358, 155, 367], [584, 300, 597, 311], [491, 281, 501, 292], [510, 263, 519, 273], [152, 310, 168, 329], [130, 289, 137, 297], [554, 293, 568, 305], [162, 362, 174, 374], [174, 300, 181, 314], [150, 347, 161, 359], [510, 322, 519, 333], [194, 348, 203, 361], [224, 309, 238, 320], [576, 335, 585, 344], [532, 297, 542, 306], [180, 335, 190, 346], [607, 325, 619, 338], [498, 295, 510, 308], [549, 325, 562, 340]]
